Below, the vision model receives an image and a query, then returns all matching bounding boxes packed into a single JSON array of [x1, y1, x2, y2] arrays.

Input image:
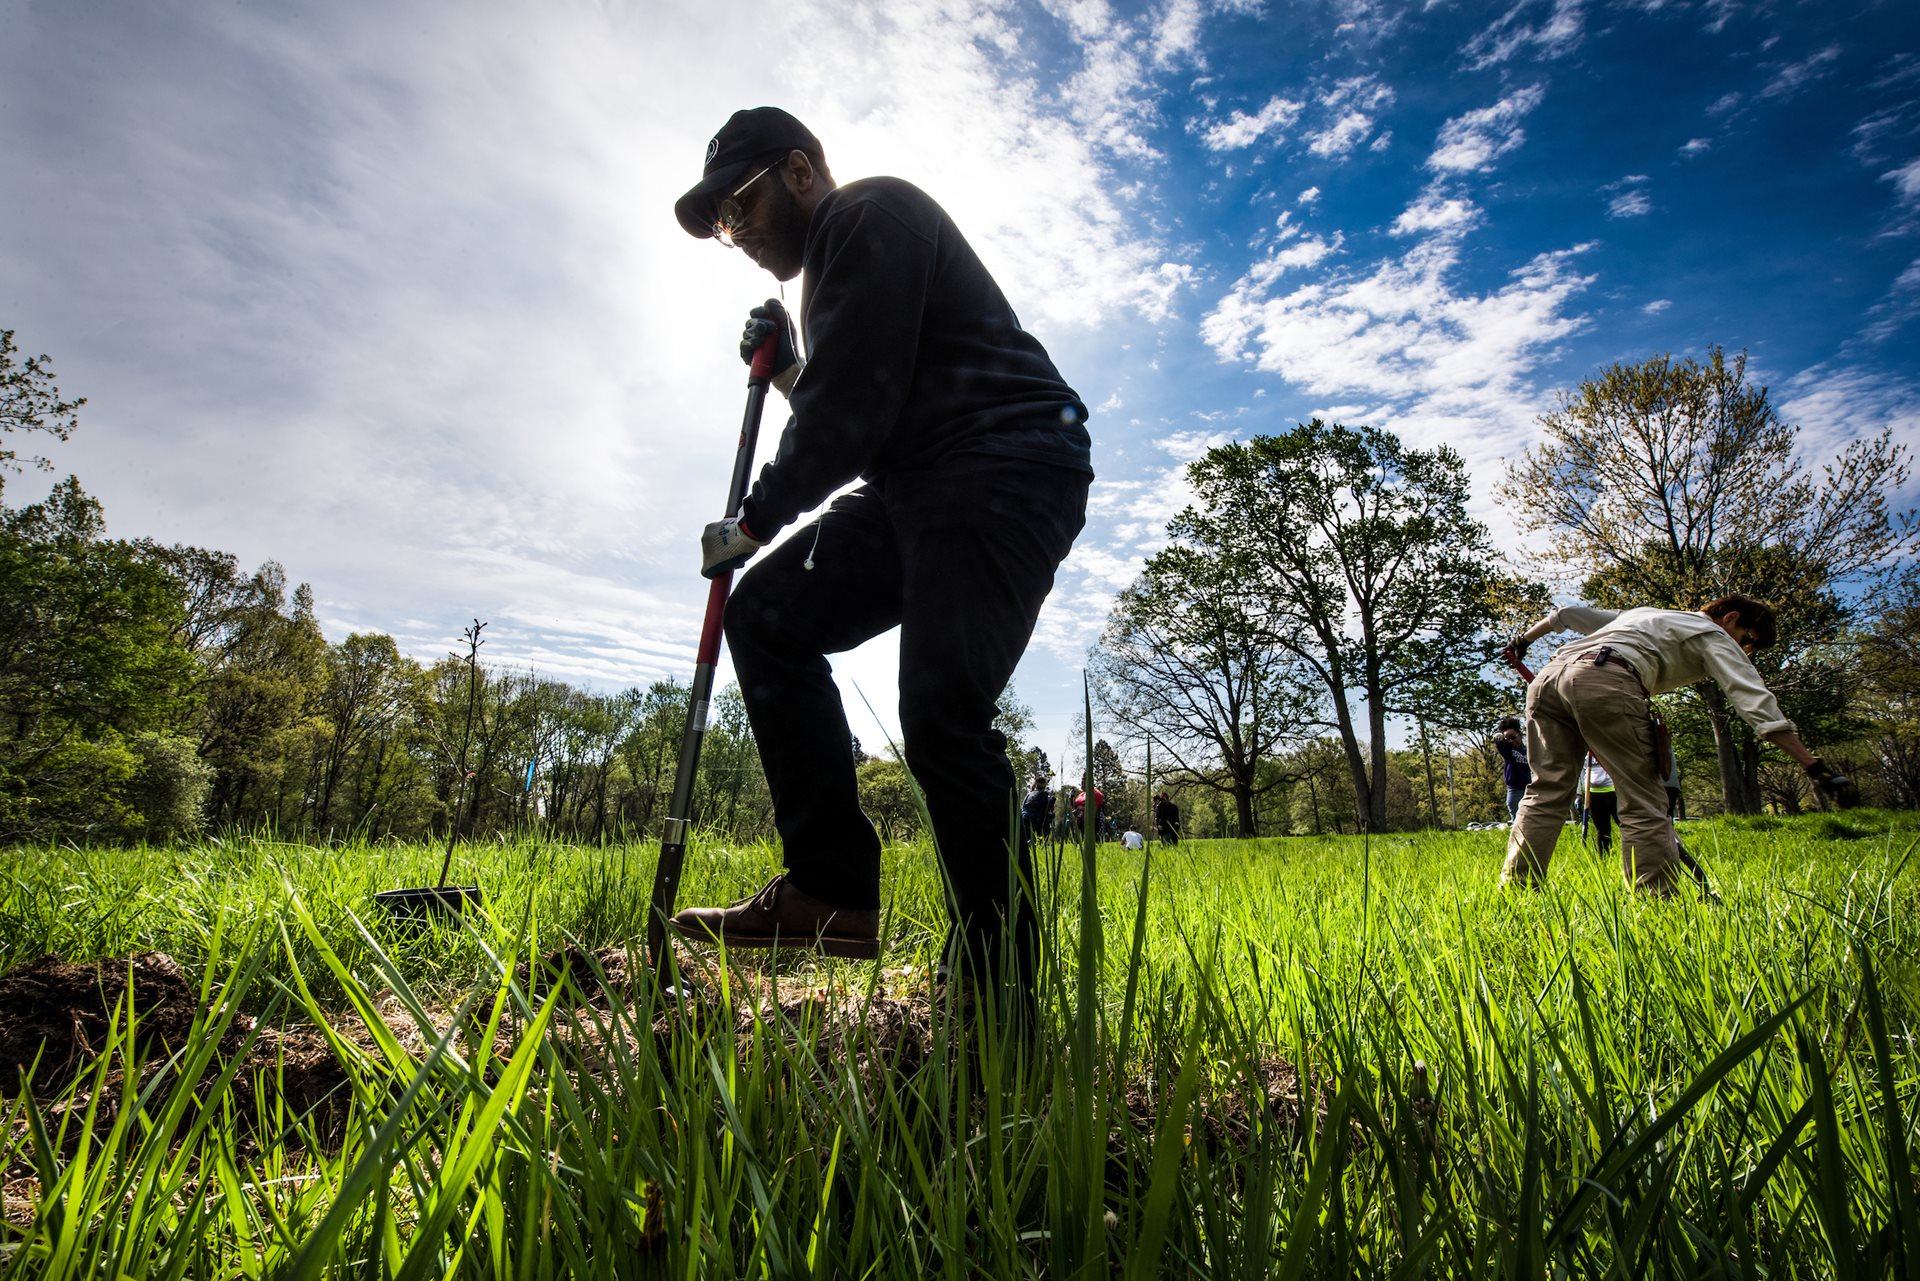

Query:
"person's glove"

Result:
[[700, 516, 766, 579], [739, 299, 800, 395], [1505, 633, 1531, 663], [1805, 758, 1861, 809]]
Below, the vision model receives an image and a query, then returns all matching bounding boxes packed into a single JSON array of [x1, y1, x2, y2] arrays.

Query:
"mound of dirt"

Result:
[[0, 952, 222, 1093], [518, 944, 634, 1002]]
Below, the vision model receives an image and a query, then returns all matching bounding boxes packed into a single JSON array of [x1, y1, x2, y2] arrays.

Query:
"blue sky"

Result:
[[3, 0, 1917, 770]]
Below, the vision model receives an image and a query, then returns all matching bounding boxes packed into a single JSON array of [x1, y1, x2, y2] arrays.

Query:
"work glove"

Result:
[[1505, 633, 1531, 663], [739, 299, 800, 396], [700, 516, 766, 579], [1805, 758, 1861, 809]]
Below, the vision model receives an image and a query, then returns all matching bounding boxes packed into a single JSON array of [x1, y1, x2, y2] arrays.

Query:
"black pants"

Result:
[[725, 455, 1089, 984], [1588, 790, 1618, 854]]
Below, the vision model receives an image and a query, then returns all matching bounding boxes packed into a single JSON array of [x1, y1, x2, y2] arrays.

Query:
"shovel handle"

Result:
[[747, 327, 780, 385]]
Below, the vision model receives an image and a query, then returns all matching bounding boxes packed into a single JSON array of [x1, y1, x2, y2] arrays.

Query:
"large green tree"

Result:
[[1500, 346, 1914, 813], [0, 480, 197, 840], [1177, 420, 1516, 832], [1091, 547, 1316, 837]]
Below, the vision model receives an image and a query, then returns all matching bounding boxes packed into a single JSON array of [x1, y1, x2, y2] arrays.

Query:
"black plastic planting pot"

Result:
[[372, 885, 485, 923]]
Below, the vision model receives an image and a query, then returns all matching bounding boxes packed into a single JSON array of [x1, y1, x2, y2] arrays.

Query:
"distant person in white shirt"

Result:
[[1120, 827, 1145, 851], [1501, 593, 1854, 895], [1581, 756, 1617, 855]]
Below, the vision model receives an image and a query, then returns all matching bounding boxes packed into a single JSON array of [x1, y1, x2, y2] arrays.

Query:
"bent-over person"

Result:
[[1501, 593, 1852, 895]]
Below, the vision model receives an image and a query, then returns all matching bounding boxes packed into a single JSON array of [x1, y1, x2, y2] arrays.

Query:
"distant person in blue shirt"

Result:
[[1493, 717, 1531, 821]]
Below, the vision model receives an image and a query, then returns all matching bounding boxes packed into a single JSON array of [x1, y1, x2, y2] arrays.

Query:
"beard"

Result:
[[753, 178, 813, 282]]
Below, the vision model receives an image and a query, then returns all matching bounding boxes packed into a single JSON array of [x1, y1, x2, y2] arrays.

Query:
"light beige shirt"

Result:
[[1543, 605, 1795, 736]]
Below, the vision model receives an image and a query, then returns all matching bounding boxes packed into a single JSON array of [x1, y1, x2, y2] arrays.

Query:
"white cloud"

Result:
[[1310, 111, 1378, 158], [1390, 187, 1483, 237], [1304, 75, 1395, 158], [1679, 137, 1712, 157], [1760, 44, 1843, 100], [0, 0, 1199, 749], [1153, 428, 1239, 459], [1244, 233, 1344, 288], [1200, 94, 1306, 149], [1427, 85, 1546, 172], [1706, 91, 1742, 116], [1463, 0, 1587, 69], [1608, 190, 1652, 217], [1885, 157, 1920, 204], [1851, 107, 1911, 164], [1298, 185, 1322, 204], [1777, 364, 1920, 467], [1199, 237, 1596, 461], [1855, 258, 1920, 344], [1643, 298, 1673, 314], [1152, 0, 1206, 65]]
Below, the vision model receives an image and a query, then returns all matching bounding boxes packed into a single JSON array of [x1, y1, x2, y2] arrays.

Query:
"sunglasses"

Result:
[[712, 160, 782, 247]]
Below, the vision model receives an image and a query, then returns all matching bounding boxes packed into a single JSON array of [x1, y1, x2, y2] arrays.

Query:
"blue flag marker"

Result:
[[524, 756, 537, 793]]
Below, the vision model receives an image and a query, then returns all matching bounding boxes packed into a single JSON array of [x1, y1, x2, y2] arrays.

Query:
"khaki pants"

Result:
[[1502, 653, 1677, 894]]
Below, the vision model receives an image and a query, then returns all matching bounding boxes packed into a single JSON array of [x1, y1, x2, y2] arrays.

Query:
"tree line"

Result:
[[0, 329, 800, 845], [1091, 347, 1917, 834], [1, 328, 1057, 848], [0, 469, 791, 845], [7, 329, 1915, 845]]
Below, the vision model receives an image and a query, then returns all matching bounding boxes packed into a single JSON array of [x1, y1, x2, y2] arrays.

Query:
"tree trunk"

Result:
[[1418, 722, 1438, 829], [1233, 779, 1256, 838], [1702, 685, 1763, 814], [1365, 683, 1390, 833]]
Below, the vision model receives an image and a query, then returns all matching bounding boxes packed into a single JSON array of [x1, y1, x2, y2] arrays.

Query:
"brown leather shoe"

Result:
[[668, 875, 880, 959]]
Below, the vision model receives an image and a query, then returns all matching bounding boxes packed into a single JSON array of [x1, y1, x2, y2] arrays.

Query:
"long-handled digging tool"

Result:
[[375, 619, 488, 924], [1499, 645, 1717, 901], [647, 333, 780, 971]]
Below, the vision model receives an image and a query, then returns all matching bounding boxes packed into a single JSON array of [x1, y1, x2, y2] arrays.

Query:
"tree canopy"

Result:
[[1173, 420, 1518, 832], [1500, 346, 1916, 812]]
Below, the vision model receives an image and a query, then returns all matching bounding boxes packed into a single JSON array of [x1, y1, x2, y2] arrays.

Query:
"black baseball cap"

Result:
[[674, 107, 822, 239]]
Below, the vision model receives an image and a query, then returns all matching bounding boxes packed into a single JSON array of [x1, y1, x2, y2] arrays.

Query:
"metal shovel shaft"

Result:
[[647, 336, 778, 968]]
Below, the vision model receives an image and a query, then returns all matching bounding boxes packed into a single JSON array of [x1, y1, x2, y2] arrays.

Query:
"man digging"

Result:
[[1501, 593, 1855, 895], [666, 108, 1092, 1017]]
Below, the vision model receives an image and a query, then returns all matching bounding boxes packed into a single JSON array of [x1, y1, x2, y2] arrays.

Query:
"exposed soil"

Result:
[[0, 946, 1313, 1180], [0, 952, 226, 1094]]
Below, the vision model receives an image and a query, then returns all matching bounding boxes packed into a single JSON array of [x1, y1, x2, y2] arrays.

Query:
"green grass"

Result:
[[1, 812, 1917, 1277]]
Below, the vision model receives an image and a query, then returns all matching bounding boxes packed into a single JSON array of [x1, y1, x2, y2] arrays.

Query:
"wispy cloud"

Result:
[[1198, 235, 1595, 467], [1298, 185, 1322, 204], [1643, 298, 1672, 314], [1885, 157, 1920, 204], [1778, 362, 1920, 469], [1760, 44, 1843, 100], [1606, 175, 1652, 218], [1199, 95, 1306, 150], [1427, 85, 1546, 172], [1304, 75, 1395, 158], [1390, 186, 1483, 237], [1152, 0, 1205, 66], [1, 0, 1191, 709], [1679, 137, 1712, 157], [1463, 0, 1586, 70], [1856, 257, 1920, 344], [1850, 106, 1915, 163]]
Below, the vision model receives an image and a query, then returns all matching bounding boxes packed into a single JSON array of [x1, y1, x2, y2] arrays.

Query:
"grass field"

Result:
[[1, 811, 1916, 1277]]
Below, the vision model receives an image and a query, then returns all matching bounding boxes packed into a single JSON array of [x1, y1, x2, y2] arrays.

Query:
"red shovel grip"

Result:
[[748, 329, 780, 385]]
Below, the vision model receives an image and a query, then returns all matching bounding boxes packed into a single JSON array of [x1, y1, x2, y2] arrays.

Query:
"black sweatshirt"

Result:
[[739, 177, 1092, 539]]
